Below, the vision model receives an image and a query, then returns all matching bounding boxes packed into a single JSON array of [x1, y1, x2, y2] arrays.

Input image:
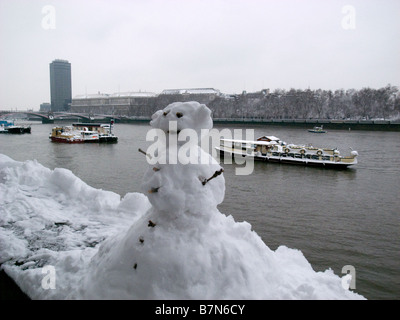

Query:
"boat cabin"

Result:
[[72, 123, 112, 135]]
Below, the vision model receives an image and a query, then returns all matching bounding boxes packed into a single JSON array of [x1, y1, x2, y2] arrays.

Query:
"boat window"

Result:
[[261, 145, 267, 154]]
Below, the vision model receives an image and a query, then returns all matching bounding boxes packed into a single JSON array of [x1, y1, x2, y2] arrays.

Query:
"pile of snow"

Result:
[[0, 101, 364, 299], [0, 154, 150, 299]]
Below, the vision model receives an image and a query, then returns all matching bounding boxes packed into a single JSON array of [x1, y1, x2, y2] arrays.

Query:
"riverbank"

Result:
[[116, 117, 400, 131], [213, 118, 400, 131], [23, 116, 400, 131]]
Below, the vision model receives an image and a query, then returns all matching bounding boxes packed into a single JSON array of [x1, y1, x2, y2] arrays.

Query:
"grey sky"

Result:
[[0, 0, 399, 110]]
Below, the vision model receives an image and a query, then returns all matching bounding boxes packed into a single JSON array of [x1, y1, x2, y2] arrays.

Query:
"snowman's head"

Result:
[[150, 101, 213, 144]]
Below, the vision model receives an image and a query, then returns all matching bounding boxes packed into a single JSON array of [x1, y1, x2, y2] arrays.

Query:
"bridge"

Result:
[[0, 111, 121, 123]]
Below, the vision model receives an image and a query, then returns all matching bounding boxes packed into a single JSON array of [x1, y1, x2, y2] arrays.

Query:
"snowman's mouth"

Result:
[[166, 130, 181, 134]]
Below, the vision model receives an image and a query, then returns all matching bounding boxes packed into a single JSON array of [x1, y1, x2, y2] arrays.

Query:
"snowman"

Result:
[[78, 101, 363, 300], [141, 101, 225, 218]]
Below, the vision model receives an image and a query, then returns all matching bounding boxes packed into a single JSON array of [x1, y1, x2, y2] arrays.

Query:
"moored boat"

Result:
[[0, 120, 12, 133], [0, 120, 31, 134], [72, 123, 118, 143], [49, 126, 84, 143], [6, 126, 31, 134], [308, 125, 327, 133], [215, 135, 358, 168], [49, 122, 118, 143]]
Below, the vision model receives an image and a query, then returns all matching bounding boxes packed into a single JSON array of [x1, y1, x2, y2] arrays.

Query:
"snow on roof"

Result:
[[109, 92, 157, 98], [257, 135, 280, 141], [73, 93, 110, 99], [74, 89, 220, 99], [52, 59, 70, 64], [161, 88, 220, 95], [74, 92, 157, 99]]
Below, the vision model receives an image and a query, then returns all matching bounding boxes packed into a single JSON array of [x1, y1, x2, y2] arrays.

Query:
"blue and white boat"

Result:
[[215, 135, 358, 168]]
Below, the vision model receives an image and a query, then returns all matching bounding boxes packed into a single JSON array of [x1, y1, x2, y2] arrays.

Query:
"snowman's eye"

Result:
[[176, 112, 183, 118]]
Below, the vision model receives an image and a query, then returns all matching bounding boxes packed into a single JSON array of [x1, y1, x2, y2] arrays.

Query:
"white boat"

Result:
[[49, 126, 84, 143], [308, 125, 327, 133], [72, 123, 118, 143], [215, 135, 358, 168], [49, 122, 118, 143]]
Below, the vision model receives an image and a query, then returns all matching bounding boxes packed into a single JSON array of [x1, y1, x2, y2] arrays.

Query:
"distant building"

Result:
[[71, 91, 158, 116], [50, 59, 72, 112], [40, 103, 51, 112], [70, 88, 223, 117], [160, 88, 221, 103]]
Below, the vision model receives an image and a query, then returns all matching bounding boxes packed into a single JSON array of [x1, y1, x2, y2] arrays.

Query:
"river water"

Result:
[[0, 121, 399, 299]]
